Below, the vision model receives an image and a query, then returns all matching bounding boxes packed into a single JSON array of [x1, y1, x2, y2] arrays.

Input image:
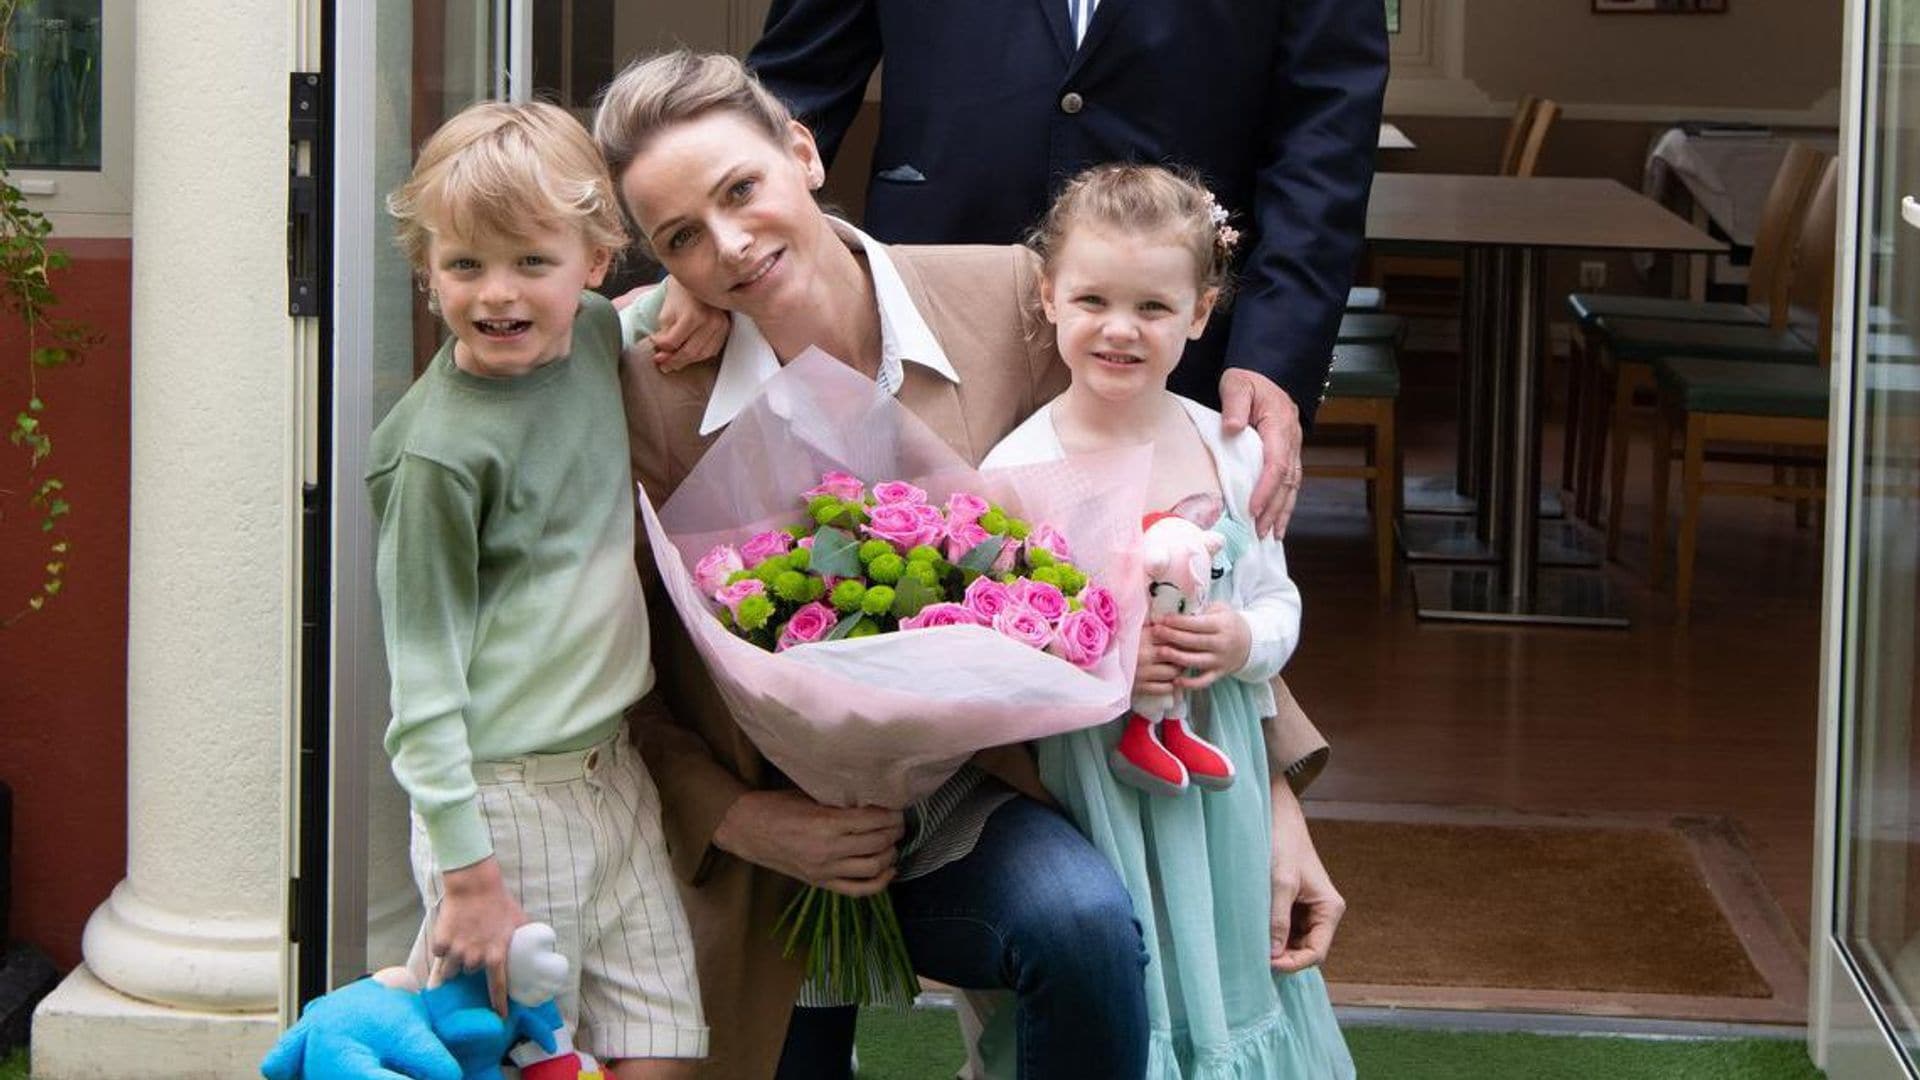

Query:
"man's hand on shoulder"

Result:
[[1218, 368, 1304, 539]]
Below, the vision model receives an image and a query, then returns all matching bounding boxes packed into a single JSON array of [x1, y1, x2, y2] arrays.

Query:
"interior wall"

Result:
[[1463, 0, 1840, 115]]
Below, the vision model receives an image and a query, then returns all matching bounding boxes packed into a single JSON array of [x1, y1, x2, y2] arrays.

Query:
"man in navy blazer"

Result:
[[749, 0, 1389, 535]]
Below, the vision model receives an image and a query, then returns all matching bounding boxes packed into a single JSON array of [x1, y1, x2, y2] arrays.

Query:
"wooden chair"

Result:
[[1573, 144, 1828, 552], [1368, 98, 1559, 296], [1305, 343, 1401, 600], [1647, 158, 1839, 621]]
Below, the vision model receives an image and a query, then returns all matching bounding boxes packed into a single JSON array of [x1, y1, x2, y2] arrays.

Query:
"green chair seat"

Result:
[[1566, 292, 1764, 328], [1337, 312, 1407, 347], [1346, 286, 1384, 311], [1327, 343, 1400, 400], [1593, 315, 1817, 364], [1653, 356, 1829, 419]]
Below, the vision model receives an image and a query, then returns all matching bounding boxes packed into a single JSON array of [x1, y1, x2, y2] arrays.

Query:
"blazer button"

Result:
[[1060, 92, 1084, 115]]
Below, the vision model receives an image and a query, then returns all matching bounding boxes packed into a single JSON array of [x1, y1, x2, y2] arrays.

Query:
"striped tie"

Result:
[[1070, 0, 1097, 46]]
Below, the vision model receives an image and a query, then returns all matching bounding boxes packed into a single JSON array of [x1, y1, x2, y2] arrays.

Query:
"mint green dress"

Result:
[[1031, 512, 1352, 1079]]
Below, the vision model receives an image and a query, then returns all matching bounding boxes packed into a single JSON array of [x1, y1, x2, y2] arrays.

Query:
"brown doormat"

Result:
[[1315, 816, 1773, 999]]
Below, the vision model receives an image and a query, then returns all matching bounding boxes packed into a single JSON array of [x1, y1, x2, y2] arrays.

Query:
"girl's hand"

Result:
[[1133, 622, 1181, 699], [429, 856, 530, 1016], [1154, 602, 1253, 689], [647, 276, 729, 372]]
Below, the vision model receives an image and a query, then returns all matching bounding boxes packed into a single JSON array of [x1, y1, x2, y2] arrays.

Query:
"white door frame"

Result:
[[1811, 0, 1920, 1073]]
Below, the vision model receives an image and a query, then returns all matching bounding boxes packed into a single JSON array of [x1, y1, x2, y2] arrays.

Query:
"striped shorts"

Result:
[[407, 726, 708, 1062]]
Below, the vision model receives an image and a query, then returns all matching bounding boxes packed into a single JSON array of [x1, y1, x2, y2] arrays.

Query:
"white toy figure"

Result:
[[1109, 496, 1236, 796]]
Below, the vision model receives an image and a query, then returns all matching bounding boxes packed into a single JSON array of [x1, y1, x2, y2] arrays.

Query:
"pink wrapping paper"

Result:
[[638, 349, 1147, 808]]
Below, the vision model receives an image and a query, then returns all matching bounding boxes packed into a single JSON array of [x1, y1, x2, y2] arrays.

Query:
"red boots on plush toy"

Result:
[[1110, 501, 1238, 797], [1112, 711, 1236, 795]]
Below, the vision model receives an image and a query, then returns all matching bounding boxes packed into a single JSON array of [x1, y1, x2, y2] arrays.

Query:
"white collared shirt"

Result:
[[697, 217, 961, 436]]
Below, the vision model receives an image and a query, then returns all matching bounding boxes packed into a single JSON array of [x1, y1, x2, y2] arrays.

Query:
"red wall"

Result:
[[0, 237, 131, 971]]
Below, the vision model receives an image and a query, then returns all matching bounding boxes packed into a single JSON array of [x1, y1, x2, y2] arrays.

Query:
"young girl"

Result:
[[980, 165, 1352, 1078]]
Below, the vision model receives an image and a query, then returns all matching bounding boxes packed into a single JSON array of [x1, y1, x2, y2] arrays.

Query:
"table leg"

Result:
[[1410, 247, 1629, 627]]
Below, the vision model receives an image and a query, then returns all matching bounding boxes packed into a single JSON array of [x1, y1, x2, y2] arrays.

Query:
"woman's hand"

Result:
[[1269, 779, 1344, 972], [647, 276, 730, 372], [429, 856, 530, 1016], [713, 789, 906, 897], [1132, 622, 1182, 700], [1154, 602, 1253, 689]]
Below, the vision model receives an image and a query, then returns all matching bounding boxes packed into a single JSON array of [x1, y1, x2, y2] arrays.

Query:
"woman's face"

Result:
[[618, 111, 827, 322]]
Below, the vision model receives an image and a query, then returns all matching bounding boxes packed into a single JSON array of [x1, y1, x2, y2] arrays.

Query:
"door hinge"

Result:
[[288, 72, 330, 318]]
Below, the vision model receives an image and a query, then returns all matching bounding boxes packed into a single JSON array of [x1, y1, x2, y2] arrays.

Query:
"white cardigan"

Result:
[[980, 395, 1302, 716]]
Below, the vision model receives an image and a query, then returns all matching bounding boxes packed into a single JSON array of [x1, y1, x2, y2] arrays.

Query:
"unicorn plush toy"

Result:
[[1109, 496, 1237, 796]]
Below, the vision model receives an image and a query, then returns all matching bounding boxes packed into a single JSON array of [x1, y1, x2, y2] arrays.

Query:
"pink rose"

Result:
[[963, 577, 1015, 621], [1026, 523, 1074, 563], [776, 601, 838, 651], [899, 602, 985, 630], [946, 492, 990, 524], [872, 480, 928, 505], [1049, 607, 1113, 669], [991, 541, 1020, 574], [740, 529, 794, 565], [864, 502, 945, 549], [694, 544, 745, 594], [1008, 578, 1068, 623], [992, 606, 1054, 650], [1078, 585, 1120, 634], [803, 470, 866, 502], [714, 578, 766, 616], [945, 520, 992, 562]]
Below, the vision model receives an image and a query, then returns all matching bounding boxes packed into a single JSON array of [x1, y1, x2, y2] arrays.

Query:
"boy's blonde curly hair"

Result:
[[388, 100, 627, 271]]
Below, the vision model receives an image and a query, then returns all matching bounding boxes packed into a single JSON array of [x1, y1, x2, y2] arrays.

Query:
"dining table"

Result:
[[1365, 173, 1728, 626]]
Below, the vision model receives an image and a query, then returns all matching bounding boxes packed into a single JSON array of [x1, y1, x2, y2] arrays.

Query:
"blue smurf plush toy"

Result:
[[261, 923, 603, 1080]]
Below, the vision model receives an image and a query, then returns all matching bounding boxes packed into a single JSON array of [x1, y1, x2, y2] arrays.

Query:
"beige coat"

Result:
[[623, 243, 1328, 1079]]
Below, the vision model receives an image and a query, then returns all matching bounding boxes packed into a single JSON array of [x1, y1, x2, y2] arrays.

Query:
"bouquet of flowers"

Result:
[[697, 473, 1120, 666], [638, 350, 1147, 1005]]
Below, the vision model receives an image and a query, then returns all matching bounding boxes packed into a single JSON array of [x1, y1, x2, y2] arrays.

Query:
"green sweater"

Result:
[[367, 291, 650, 870]]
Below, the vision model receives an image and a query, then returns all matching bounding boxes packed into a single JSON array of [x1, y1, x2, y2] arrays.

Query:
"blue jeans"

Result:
[[775, 795, 1149, 1080]]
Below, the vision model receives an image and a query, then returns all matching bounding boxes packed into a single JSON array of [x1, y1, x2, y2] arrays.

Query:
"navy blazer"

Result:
[[749, 0, 1387, 425]]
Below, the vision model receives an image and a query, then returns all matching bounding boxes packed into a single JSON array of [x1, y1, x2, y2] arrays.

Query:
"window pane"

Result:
[[0, 0, 103, 170]]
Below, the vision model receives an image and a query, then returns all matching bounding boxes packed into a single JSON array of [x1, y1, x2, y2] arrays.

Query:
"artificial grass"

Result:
[[1343, 1027, 1825, 1080], [851, 1007, 1829, 1079]]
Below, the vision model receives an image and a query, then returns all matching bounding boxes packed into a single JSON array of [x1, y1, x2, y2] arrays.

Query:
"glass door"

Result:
[[323, 0, 520, 994], [1817, 0, 1920, 1075]]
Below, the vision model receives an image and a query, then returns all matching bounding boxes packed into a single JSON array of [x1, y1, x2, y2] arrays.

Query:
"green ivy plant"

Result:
[[0, 0, 98, 624]]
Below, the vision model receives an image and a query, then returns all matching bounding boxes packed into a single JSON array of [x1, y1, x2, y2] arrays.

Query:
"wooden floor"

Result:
[[1289, 347, 1824, 1014]]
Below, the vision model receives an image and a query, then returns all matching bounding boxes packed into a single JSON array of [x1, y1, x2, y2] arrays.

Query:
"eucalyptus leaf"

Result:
[[956, 534, 1009, 574], [825, 612, 867, 641], [890, 575, 940, 619], [808, 525, 863, 578]]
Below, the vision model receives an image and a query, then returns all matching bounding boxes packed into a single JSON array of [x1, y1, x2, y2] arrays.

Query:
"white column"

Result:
[[32, 1, 297, 1075]]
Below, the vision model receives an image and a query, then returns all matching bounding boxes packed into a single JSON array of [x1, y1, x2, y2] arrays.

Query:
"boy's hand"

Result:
[[1154, 602, 1253, 689], [714, 790, 905, 897], [1132, 623, 1182, 700], [429, 856, 529, 1017], [648, 277, 729, 372]]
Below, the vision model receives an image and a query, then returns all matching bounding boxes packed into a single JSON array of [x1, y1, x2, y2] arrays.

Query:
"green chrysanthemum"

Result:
[[735, 594, 775, 632], [861, 586, 896, 617], [830, 579, 867, 613], [868, 553, 906, 585], [773, 570, 813, 603]]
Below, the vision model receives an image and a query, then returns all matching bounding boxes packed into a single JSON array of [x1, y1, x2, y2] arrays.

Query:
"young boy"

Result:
[[371, 100, 705, 1078]]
